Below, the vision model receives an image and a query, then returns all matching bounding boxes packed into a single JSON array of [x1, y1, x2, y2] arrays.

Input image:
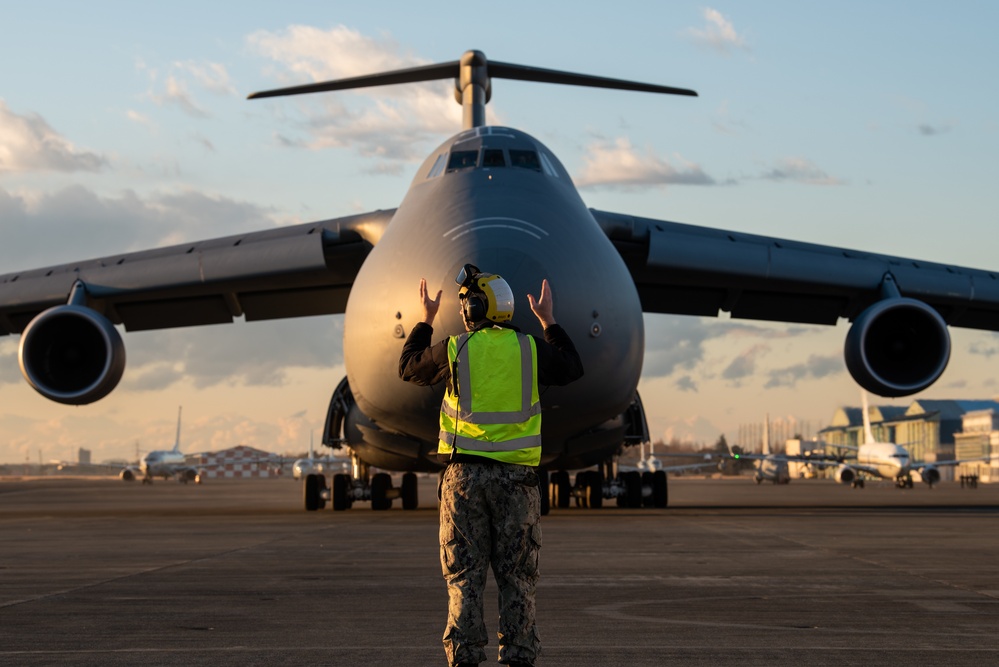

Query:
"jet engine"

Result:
[[920, 466, 941, 486], [834, 464, 856, 485], [18, 305, 126, 405], [844, 297, 950, 397]]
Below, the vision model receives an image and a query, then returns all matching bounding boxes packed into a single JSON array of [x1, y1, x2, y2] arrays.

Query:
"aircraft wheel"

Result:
[[573, 471, 589, 508], [624, 471, 642, 508], [332, 473, 352, 511], [585, 470, 604, 509], [304, 473, 326, 511], [652, 470, 668, 508], [552, 471, 571, 509], [641, 471, 655, 507], [371, 472, 392, 511], [538, 468, 549, 516], [401, 472, 419, 510]]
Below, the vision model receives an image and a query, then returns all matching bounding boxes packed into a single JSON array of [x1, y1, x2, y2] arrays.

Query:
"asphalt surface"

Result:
[[1, 475, 997, 666]]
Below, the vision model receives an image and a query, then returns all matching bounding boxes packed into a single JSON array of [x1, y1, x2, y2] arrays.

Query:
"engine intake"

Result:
[[844, 298, 950, 397], [18, 305, 126, 405], [834, 464, 856, 485]]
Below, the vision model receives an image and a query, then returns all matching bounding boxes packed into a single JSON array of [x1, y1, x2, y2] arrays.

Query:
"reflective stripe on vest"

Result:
[[442, 333, 541, 424], [438, 329, 541, 462]]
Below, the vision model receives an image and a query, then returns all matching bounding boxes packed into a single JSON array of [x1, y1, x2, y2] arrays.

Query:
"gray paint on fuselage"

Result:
[[342, 127, 643, 470]]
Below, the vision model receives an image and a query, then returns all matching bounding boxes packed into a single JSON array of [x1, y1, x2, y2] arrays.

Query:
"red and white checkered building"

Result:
[[191, 445, 285, 479]]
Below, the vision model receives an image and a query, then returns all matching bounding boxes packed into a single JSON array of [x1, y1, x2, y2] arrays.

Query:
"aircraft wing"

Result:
[[591, 209, 999, 329], [0, 209, 394, 336], [917, 456, 990, 470]]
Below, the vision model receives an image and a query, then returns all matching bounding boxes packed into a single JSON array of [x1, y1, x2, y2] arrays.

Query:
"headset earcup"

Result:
[[464, 295, 485, 323]]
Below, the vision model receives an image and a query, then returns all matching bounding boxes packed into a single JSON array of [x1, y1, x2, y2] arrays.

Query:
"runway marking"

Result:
[[2, 645, 999, 656], [585, 596, 995, 636]]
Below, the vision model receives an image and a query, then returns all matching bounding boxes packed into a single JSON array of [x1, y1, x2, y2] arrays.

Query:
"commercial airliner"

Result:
[[292, 432, 349, 480], [725, 416, 828, 484], [829, 392, 984, 489], [119, 407, 201, 484], [4, 50, 999, 511]]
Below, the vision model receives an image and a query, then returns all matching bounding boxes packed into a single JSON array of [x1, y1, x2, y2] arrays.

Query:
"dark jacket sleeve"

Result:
[[534, 324, 584, 386], [399, 322, 451, 387]]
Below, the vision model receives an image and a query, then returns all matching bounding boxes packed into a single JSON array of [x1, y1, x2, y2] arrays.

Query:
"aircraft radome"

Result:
[[4, 50, 999, 513]]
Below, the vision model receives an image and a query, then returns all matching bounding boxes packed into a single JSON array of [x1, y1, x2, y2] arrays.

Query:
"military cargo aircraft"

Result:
[[4, 50, 999, 511]]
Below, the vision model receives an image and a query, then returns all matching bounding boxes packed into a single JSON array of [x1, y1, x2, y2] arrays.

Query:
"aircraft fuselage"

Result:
[[342, 127, 645, 471], [856, 442, 911, 480]]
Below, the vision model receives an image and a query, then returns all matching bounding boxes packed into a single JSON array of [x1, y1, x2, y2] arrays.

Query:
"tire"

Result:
[[332, 473, 351, 511], [652, 470, 668, 508], [371, 472, 392, 511], [401, 472, 418, 510], [573, 471, 590, 508], [641, 471, 655, 507], [586, 470, 604, 509], [624, 471, 642, 508], [553, 471, 571, 509], [538, 468, 550, 516], [304, 474, 326, 511]]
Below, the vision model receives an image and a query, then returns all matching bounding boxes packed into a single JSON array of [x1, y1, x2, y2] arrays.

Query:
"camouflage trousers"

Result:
[[439, 461, 542, 666]]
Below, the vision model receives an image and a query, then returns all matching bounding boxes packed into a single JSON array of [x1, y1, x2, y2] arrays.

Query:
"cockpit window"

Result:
[[482, 149, 506, 167], [539, 152, 560, 178], [446, 150, 479, 172], [427, 154, 446, 178], [509, 150, 541, 171]]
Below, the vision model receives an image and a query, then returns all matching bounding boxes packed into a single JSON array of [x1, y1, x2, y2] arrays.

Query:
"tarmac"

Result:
[[1, 474, 998, 666]]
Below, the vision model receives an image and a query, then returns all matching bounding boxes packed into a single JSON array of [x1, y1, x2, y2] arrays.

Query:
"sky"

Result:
[[2, 1, 998, 464]]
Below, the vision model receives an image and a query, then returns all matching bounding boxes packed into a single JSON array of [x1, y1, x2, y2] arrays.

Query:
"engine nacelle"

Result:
[[120, 466, 140, 482], [920, 466, 941, 486], [18, 305, 126, 405], [845, 297, 950, 397], [834, 464, 856, 485]]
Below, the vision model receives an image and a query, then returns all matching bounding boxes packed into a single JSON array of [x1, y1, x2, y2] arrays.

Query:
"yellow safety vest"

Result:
[[438, 328, 542, 466]]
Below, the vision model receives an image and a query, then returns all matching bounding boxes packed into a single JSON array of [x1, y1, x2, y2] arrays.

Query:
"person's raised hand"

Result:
[[528, 278, 555, 329], [420, 278, 442, 325]]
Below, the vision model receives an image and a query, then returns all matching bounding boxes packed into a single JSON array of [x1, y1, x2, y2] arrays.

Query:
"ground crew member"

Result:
[[399, 265, 583, 667]]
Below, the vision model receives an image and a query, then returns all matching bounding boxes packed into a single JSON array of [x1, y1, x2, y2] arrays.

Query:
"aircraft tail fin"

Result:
[[173, 406, 182, 453], [860, 391, 875, 445], [763, 413, 771, 455]]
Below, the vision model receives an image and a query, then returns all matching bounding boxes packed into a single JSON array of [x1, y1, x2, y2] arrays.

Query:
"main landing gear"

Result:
[[546, 460, 668, 510], [302, 452, 419, 512]]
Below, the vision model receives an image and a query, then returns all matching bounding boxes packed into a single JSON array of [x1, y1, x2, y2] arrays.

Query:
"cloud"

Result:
[[0, 183, 346, 394], [675, 375, 698, 392], [575, 137, 716, 189], [246, 25, 460, 162], [763, 353, 844, 389], [642, 316, 819, 380], [969, 339, 999, 358], [760, 157, 844, 185], [660, 413, 724, 446], [0, 101, 107, 174], [687, 8, 750, 55], [144, 61, 236, 119], [120, 317, 344, 391], [721, 343, 769, 383], [0, 185, 279, 272], [917, 123, 953, 137]]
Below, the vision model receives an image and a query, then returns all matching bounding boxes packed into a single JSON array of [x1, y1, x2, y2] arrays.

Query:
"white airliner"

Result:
[[725, 414, 842, 484], [292, 431, 350, 480], [120, 407, 201, 484], [829, 392, 984, 489]]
